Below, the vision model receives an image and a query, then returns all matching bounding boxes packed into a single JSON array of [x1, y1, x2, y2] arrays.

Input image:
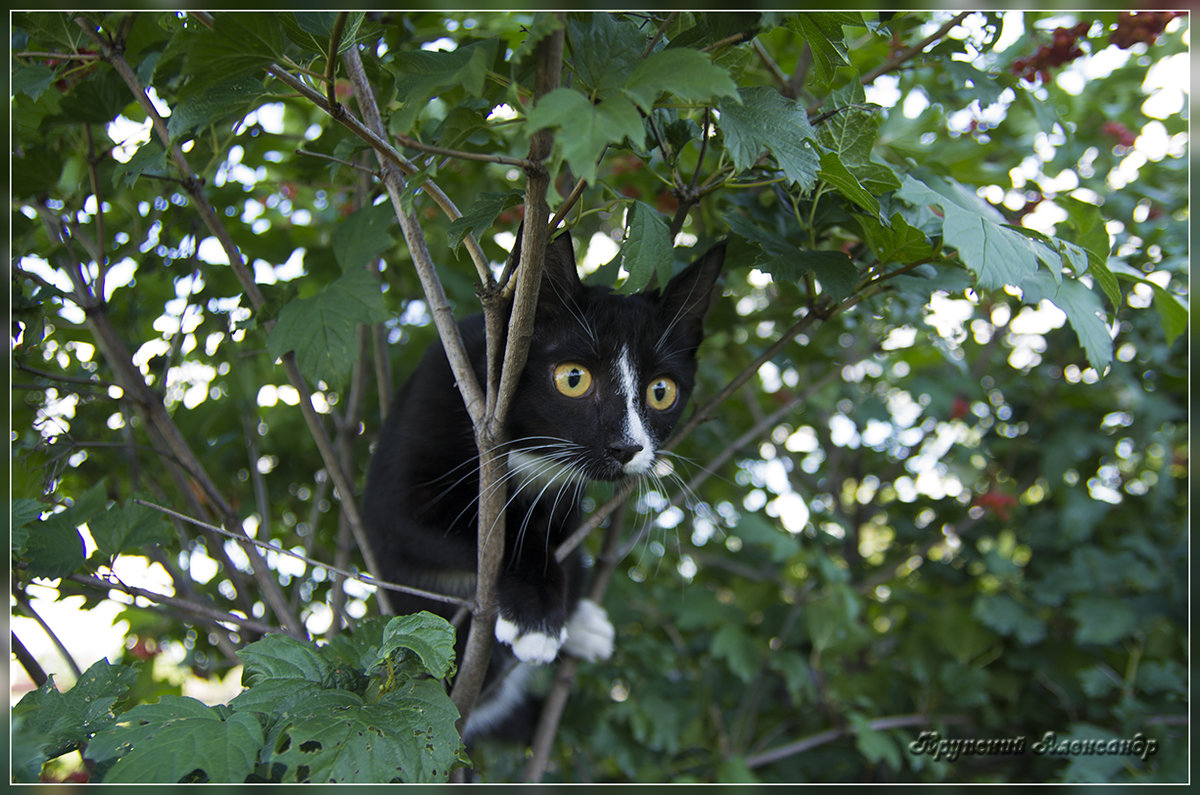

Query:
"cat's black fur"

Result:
[[362, 230, 724, 738]]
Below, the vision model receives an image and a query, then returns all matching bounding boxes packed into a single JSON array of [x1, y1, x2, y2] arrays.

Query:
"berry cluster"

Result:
[[1109, 11, 1185, 49], [1010, 22, 1090, 84], [1101, 120, 1138, 148]]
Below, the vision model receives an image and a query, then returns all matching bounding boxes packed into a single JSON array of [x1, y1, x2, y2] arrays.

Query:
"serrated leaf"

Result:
[[618, 201, 673, 293], [113, 141, 169, 189], [22, 480, 108, 579], [375, 612, 458, 680], [1022, 271, 1114, 372], [525, 88, 643, 184], [446, 190, 524, 251], [87, 696, 263, 783], [622, 48, 739, 113], [167, 75, 268, 142], [386, 39, 499, 135], [898, 174, 1063, 290], [265, 268, 389, 388], [280, 12, 368, 57], [13, 659, 138, 762], [270, 680, 462, 783], [786, 13, 860, 91], [766, 249, 859, 301], [818, 150, 879, 217], [12, 63, 55, 101], [238, 633, 332, 687], [856, 212, 934, 264], [718, 87, 819, 191], [331, 202, 395, 272], [175, 12, 288, 91], [87, 500, 175, 561], [568, 14, 646, 97], [230, 678, 356, 716]]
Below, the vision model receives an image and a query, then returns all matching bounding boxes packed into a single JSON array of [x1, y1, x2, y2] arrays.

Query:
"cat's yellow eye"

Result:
[[553, 363, 593, 398], [646, 377, 678, 411]]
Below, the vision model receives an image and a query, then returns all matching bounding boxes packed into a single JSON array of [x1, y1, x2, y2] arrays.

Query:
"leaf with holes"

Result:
[[270, 679, 463, 783], [86, 696, 263, 783]]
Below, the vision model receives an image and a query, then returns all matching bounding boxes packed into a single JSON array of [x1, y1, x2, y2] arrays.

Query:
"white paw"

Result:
[[563, 598, 615, 662], [494, 616, 566, 664]]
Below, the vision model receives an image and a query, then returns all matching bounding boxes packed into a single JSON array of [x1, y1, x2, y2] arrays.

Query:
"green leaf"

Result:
[[849, 713, 902, 771], [568, 13, 646, 97], [856, 212, 935, 265], [1069, 596, 1137, 645], [818, 150, 879, 217], [87, 499, 175, 561], [11, 498, 43, 556], [166, 75, 268, 142], [622, 48, 739, 113], [718, 87, 819, 191], [972, 593, 1045, 645], [266, 268, 389, 388], [228, 677, 338, 717], [237, 632, 333, 687], [23, 480, 108, 579], [375, 612, 458, 680], [618, 201, 673, 293], [331, 202, 395, 272], [386, 39, 499, 135], [13, 659, 138, 763], [175, 12, 289, 90], [734, 512, 799, 563], [87, 696, 263, 783], [1021, 271, 1114, 372], [898, 174, 1062, 290], [1109, 261, 1188, 346], [711, 625, 760, 684], [270, 680, 463, 783], [786, 13, 860, 91], [766, 249, 859, 301], [12, 63, 56, 101], [113, 141, 169, 189], [280, 12, 368, 57], [525, 88, 643, 183], [446, 190, 525, 251]]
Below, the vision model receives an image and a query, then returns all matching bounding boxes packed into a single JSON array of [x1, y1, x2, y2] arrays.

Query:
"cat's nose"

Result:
[[607, 442, 644, 465]]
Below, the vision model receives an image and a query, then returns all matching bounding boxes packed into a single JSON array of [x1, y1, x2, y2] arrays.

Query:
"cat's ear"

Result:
[[538, 231, 584, 309], [658, 241, 726, 347]]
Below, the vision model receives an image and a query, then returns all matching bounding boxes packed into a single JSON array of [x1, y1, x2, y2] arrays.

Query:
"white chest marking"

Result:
[[616, 346, 656, 475]]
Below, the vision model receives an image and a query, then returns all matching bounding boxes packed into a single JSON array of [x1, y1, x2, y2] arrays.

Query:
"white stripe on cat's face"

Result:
[[616, 345, 656, 475]]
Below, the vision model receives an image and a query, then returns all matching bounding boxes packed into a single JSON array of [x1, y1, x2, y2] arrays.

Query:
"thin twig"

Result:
[[859, 11, 971, 85], [14, 591, 83, 679], [11, 632, 49, 688], [744, 713, 970, 769], [134, 499, 472, 609], [69, 572, 280, 637]]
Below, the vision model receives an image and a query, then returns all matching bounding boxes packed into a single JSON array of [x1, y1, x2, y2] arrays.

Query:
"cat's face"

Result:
[[504, 233, 725, 485]]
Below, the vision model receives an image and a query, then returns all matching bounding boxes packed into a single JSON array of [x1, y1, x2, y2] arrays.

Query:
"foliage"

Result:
[[14, 613, 463, 783], [10, 10, 1188, 784]]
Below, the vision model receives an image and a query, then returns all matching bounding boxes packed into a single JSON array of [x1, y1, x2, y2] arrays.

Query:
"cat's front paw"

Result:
[[563, 598, 615, 662], [494, 615, 567, 664]]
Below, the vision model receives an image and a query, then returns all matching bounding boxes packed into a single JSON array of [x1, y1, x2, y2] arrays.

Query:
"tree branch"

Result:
[[744, 713, 971, 769], [451, 16, 565, 731]]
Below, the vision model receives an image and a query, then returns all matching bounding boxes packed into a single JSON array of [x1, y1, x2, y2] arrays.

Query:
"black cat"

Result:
[[362, 230, 724, 737]]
